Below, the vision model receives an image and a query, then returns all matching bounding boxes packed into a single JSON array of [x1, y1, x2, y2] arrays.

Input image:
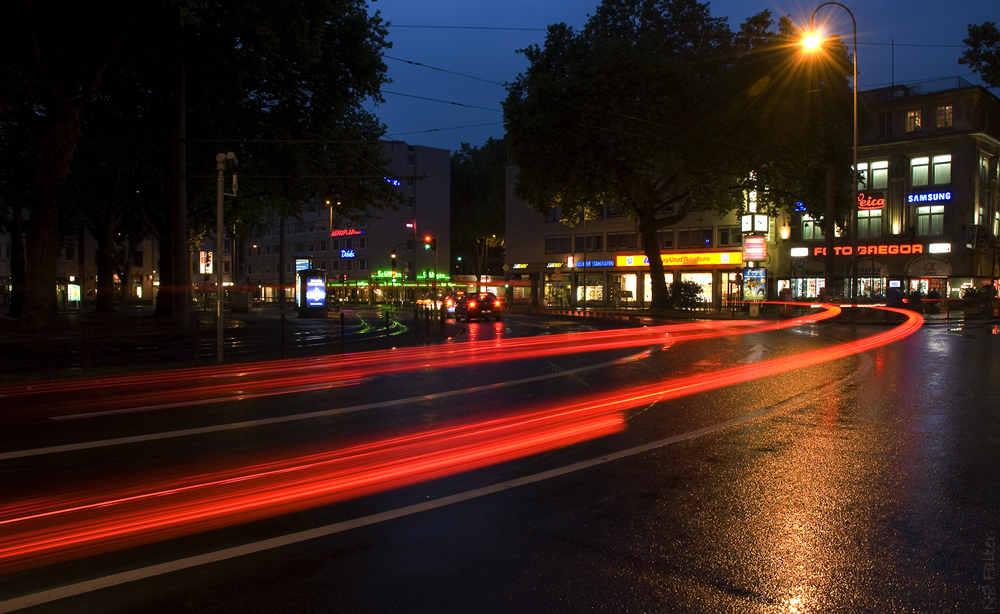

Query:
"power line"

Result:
[[386, 56, 506, 86], [382, 91, 502, 112], [388, 25, 547, 32], [387, 122, 504, 137]]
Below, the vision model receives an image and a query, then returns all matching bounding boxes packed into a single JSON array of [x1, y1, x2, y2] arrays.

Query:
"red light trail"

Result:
[[1, 305, 839, 417], [0, 306, 920, 573]]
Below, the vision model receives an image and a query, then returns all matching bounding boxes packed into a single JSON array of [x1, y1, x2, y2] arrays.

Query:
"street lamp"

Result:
[[803, 2, 858, 305]]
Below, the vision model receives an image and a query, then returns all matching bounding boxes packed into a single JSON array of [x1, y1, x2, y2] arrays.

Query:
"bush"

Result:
[[670, 280, 705, 309]]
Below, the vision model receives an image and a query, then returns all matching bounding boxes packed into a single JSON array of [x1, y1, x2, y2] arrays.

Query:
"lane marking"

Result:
[[740, 344, 768, 364], [2, 351, 652, 461], [0, 352, 871, 613]]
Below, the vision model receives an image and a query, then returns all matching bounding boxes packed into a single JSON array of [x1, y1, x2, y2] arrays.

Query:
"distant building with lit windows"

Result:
[[243, 141, 450, 305]]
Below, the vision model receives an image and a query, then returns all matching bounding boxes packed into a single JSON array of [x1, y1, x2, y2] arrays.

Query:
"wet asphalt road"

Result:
[[1, 315, 998, 613]]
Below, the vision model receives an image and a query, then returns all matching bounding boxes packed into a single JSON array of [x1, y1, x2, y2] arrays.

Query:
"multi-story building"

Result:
[[505, 77, 1000, 309], [780, 77, 1000, 300], [504, 164, 778, 309], [243, 141, 450, 305]]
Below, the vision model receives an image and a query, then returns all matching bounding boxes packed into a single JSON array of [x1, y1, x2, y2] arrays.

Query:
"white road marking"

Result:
[[740, 344, 768, 363], [0, 352, 871, 613], [1, 351, 653, 461]]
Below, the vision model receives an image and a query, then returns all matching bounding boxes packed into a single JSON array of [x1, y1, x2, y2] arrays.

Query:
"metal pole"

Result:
[[215, 153, 225, 363]]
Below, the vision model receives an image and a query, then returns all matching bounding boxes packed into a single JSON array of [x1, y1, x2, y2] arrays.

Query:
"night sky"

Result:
[[366, 0, 998, 153]]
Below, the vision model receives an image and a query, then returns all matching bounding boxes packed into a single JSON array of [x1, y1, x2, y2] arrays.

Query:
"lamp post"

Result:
[[215, 151, 236, 363], [804, 2, 858, 306]]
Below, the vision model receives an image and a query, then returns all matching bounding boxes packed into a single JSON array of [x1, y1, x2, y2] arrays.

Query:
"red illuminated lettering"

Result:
[[857, 192, 886, 210]]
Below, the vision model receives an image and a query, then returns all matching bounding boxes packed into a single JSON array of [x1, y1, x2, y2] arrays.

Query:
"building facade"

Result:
[[504, 78, 1000, 309], [243, 141, 450, 305], [779, 78, 1000, 301], [504, 165, 790, 310]]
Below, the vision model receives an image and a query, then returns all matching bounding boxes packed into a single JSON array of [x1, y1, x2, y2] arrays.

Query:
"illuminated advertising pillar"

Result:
[[298, 269, 327, 318]]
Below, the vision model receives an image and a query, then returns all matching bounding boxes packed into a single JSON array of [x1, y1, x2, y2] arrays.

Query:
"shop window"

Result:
[[718, 226, 742, 246], [545, 235, 572, 254], [906, 109, 922, 132], [911, 157, 929, 186], [801, 215, 825, 241], [916, 205, 944, 236], [932, 154, 951, 184], [936, 105, 953, 128], [857, 209, 882, 239]]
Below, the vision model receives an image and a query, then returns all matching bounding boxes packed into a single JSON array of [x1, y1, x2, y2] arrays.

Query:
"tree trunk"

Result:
[[23, 103, 87, 324], [637, 217, 669, 310], [94, 224, 116, 312]]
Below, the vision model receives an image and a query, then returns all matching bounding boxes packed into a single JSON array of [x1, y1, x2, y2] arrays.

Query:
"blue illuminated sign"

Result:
[[305, 277, 326, 308], [907, 191, 951, 203], [579, 260, 614, 267], [341, 249, 356, 258]]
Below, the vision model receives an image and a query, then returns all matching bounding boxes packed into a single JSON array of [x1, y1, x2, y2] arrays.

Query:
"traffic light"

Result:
[[423, 235, 437, 251]]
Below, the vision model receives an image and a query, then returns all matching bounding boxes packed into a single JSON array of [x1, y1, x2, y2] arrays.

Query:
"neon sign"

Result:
[[341, 249, 356, 258], [331, 228, 365, 237], [813, 244, 924, 256], [858, 192, 886, 210], [579, 260, 614, 267], [743, 236, 767, 260], [908, 192, 951, 203]]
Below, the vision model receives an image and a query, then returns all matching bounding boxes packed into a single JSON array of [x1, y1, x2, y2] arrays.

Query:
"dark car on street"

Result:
[[455, 292, 502, 322], [440, 291, 466, 317]]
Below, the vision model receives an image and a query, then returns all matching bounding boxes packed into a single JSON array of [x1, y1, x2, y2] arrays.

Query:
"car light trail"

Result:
[[2, 305, 840, 417], [0, 306, 918, 574]]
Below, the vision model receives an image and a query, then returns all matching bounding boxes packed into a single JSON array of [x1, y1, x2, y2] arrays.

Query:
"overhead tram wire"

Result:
[[381, 91, 502, 112], [385, 56, 506, 87], [388, 122, 504, 137]]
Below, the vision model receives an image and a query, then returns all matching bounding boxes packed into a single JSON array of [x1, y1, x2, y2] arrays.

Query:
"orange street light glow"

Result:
[[802, 31, 823, 51]]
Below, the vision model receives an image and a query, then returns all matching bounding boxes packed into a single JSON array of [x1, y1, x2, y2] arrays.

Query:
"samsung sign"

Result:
[[908, 191, 951, 203]]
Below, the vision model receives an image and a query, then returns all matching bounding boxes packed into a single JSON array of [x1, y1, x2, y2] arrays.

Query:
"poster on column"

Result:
[[743, 267, 766, 301]]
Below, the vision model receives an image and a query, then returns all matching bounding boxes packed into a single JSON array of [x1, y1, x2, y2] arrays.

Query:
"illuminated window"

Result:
[[911, 157, 929, 186], [982, 156, 991, 188], [871, 161, 888, 189], [916, 205, 944, 236], [994, 211, 999, 238], [906, 109, 922, 132], [932, 155, 951, 184], [858, 160, 889, 190], [936, 105, 953, 128], [857, 209, 882, 239], [801, 215, 825, 241]]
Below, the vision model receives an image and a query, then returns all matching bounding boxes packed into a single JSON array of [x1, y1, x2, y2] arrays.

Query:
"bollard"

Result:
[[414, 305, 419, 340], [194, 318, 201, 367], [341, 311, 346, 352], [385, 309, 391, 348]]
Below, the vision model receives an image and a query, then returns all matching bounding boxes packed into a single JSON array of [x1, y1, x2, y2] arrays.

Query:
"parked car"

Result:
[[455, 292, 502, 322]]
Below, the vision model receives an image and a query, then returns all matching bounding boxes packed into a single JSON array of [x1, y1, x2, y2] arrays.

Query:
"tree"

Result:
[[503, 0, 855, 310], [451, 138, 508, 280], [961, 21, 1000, 89], [1, 0, 397, 323]]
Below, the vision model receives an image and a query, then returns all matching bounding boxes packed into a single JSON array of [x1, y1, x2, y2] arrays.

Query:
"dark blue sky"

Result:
[[367, 0, 997, 153]]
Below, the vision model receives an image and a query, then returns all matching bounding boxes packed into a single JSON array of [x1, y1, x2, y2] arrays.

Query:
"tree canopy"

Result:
[[451, 138, 508, 278], [961, 21, 1000, 89], [1, 0, 398, 322], [503, 0, 855, 309]]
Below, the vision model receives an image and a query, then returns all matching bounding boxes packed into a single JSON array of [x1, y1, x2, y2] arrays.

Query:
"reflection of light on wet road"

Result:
[[2, 306, 841, 418], [0, 307, 922, 574]]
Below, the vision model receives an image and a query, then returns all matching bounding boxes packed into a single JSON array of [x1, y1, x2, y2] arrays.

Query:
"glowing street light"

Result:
[[802, 2, 859, 306]]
